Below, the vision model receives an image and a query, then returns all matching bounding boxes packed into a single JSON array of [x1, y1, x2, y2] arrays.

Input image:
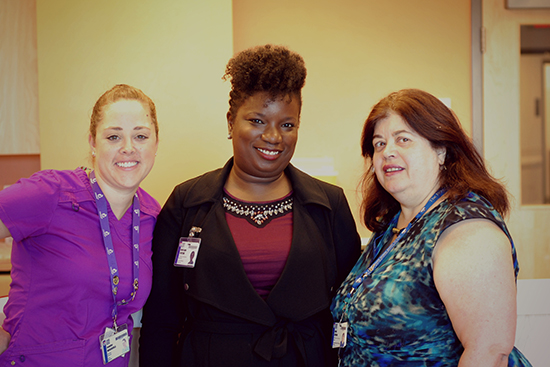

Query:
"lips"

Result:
[[256, 147, 280, 156], [383, 165, 403, 173], [116, 161, 138, 168]]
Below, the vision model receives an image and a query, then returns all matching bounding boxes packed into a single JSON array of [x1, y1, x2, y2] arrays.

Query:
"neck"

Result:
[[92, 172, 137, 220], [397, 186, 443, 229], [224, 167, 292, 202], [106, 191, 135, 220]]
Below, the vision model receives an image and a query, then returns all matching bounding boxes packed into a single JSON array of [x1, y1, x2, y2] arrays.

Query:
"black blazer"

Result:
[[140, 159, 361, 367]]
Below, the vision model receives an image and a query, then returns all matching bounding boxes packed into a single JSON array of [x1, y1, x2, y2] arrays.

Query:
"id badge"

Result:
[[99, 324, 130, 364], [331, 322, 348, 348], [174, 237, 201, 268]]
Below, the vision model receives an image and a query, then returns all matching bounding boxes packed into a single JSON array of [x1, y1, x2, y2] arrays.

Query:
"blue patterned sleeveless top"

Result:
[[331, 192, 532, 366]]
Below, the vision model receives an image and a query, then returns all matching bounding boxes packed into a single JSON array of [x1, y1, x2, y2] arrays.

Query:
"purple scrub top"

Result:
[[0, 169, 160, 366]]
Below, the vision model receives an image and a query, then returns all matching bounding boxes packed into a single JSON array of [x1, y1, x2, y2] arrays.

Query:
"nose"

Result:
[[261, 124, 282, 144], [382, 140, 396, 159], [121, 138, 136, 154]]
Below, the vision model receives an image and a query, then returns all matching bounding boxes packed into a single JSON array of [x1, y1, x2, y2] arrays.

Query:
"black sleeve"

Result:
[[331, 189, 362, 290], [139, 186, 186, 367]]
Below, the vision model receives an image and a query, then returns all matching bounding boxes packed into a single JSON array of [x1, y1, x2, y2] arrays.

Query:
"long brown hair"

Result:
[[360, 89, 509, 232]]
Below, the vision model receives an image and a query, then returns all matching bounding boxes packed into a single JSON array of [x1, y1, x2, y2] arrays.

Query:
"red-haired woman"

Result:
[[331, 89, 532, 367]]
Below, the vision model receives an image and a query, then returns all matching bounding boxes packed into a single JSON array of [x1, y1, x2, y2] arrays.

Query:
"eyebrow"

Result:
[[373, 129, 411, 139], [103, 126, 151, 131]]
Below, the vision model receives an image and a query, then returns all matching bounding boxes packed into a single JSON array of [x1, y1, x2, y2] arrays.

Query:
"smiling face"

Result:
[[89, 99, 158, 196], [227, 91, 300, 183], [372, 112, 445, 209]]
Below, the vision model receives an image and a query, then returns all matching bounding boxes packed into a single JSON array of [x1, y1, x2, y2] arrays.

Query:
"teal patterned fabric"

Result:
[[331, 192, 532, 366]]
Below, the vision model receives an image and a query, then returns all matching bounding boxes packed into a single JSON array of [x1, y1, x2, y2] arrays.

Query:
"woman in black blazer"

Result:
[[140, 44, 361, 367]]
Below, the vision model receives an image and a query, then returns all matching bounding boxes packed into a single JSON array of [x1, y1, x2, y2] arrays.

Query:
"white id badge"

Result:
[[174, 237, 201, 268], [99, 324, 130, 364], [331, 322, 348, 348]]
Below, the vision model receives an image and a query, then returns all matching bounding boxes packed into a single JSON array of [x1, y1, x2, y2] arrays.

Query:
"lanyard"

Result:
[[90, 171, 140, 329], [345, 188, 446, 301]]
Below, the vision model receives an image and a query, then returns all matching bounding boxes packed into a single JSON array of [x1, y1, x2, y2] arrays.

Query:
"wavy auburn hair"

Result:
[[360, 88, 509, 232]]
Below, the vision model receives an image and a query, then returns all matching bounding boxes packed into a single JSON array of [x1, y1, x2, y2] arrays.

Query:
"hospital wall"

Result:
[[36, 0, 471, 240], [19, 0, 550, 364]]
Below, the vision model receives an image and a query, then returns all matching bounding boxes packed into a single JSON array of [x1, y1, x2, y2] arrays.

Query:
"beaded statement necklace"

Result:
[[222, 195, 293, 228]]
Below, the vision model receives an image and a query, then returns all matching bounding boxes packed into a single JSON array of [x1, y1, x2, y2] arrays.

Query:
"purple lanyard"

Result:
[[346, 188, 446, 300], [90, 171, 140, 328]]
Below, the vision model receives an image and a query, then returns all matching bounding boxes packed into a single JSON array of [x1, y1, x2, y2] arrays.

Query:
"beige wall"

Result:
[[484, 0, 550, 279], [232, 0, 472, 238], [520, 53, 545, 205], [0, 0, 39, 154], [37, 1, 472, 240], [34, 1, 549, 278], [37, 0, 233, 205]]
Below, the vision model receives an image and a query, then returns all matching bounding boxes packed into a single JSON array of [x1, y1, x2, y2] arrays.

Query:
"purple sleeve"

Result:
[[0, 170, 61, 242]]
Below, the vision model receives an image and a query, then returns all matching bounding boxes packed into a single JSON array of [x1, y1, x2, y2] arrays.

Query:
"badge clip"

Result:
[[188, 226, 202, 237]]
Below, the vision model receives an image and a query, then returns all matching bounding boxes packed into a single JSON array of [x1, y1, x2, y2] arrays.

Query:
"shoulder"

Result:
[[441, 192, 506, 233], [161, 165, 228, 214], [434, 194, 512, 265], [436, 218, 509, 254], [434, 192, 520, 279], [29, 168, 86, 187], [174, 168, 223, 193], [286, 165, 346, 210], [3, 168, 88, 198], [136, 188, 161, 217], [174, 167, 225, 199]]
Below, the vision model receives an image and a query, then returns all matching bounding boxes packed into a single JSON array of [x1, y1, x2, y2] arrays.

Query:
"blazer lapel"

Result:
[[184, 199, 278, 326]]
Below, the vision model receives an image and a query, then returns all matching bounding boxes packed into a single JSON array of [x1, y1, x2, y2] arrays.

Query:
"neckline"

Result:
[[222, 192, 294, 228], [223, 188, 293, 205]]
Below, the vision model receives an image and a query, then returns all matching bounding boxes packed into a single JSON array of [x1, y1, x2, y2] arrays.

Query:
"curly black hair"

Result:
[[223, 44, 307, 118]]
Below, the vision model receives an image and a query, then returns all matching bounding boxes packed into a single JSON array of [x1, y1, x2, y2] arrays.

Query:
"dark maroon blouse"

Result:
[[223, 191, 293, 299]]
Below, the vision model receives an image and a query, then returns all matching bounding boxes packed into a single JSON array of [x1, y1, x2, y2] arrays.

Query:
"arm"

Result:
[[0, 219, 10, 239], [139, 187, 186, 366], [0, 327, 10, 355], [331, 190, 362, 288], [433, 219, 516, 367], [0, 221, 10, 354]]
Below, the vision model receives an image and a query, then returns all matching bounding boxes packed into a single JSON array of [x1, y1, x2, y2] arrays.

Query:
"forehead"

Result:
[[103, 99, 148, 117], [374, 112, 412, 134], [98, 99, 153, 128], [238, 92, 300, 114]]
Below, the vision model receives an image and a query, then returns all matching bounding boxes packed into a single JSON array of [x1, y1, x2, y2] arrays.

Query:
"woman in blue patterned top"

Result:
[[331, 88, 532, 366]]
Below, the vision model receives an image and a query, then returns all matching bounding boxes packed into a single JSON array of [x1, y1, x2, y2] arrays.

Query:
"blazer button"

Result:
[[184, 283, 189, 291]]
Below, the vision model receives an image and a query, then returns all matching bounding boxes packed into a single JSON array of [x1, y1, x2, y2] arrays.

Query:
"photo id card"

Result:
[[99, 324, 130, 364], [332, 322, 348, 348], [174, 237, 201, 268]]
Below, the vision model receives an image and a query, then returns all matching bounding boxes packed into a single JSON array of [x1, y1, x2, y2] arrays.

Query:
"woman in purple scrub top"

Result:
[[0, 84, 161, 366]]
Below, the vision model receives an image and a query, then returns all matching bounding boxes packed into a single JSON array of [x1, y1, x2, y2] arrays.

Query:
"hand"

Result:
[[0, 327, 11, 355], [0, 219, 11, 240]]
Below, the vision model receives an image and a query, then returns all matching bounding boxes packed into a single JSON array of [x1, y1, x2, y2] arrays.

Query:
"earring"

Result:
[[227, 134, 232, 140], [371, 167, 375, 173], [92, 151, 96, 157]]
